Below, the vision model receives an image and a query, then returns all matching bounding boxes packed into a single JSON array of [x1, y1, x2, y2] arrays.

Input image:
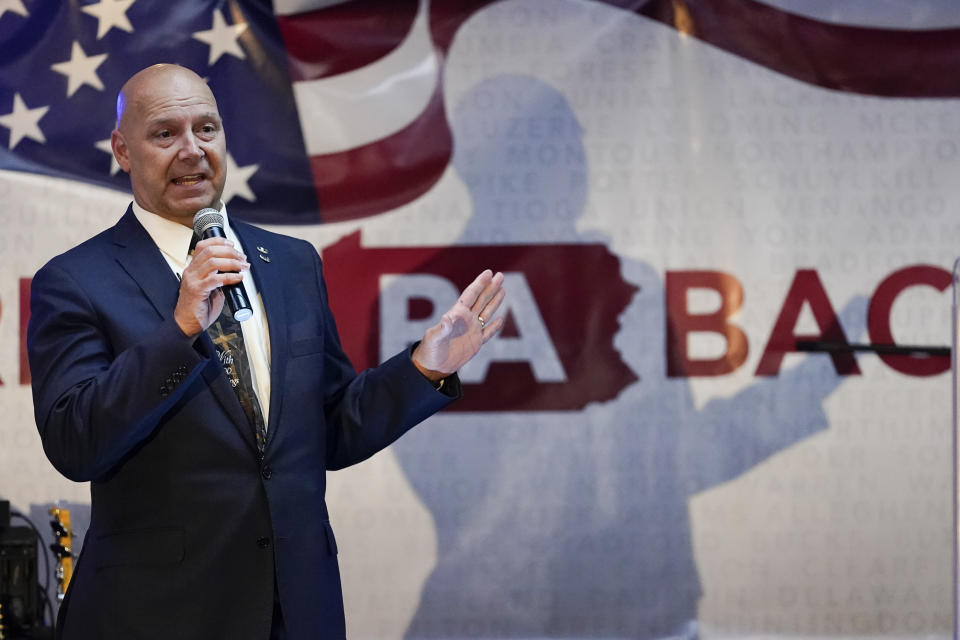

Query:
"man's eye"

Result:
[[156, 131, 171, 139], [200, 125, 216, 134]]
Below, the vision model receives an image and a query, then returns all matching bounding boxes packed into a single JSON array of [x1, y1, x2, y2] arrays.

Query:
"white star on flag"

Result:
[[81, 0, 135, 39], [94, 138, 122, 176], [0, 0, 27, 19], [222, 153, 259, 203], [0, 93, 49, 149], [193, 9, 248, 66], [51, 42, 109, 97]]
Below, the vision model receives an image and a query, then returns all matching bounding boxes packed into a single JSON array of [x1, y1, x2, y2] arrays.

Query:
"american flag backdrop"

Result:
[[0, 0, 451, 224], [3, 0, 960, 224]]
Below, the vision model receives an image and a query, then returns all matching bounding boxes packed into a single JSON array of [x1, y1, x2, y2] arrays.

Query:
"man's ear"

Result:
[[111, 129, 131, 173]]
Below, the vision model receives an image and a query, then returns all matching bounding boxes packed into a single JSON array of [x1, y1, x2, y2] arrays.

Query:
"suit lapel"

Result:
[[110, 206, 257, 454], [233, 222, 288, 449], [110, 206, 180, 321]]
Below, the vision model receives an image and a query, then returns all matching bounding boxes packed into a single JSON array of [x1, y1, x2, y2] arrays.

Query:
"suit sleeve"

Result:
[[28, 261, 210, 482], [307, 249, 461, 471]]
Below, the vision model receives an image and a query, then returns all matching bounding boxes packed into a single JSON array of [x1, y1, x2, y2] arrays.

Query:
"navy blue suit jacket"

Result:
[[27, 207, 458, 639]]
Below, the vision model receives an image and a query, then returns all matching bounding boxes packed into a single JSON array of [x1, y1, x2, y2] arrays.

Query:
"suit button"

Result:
[[260, 466, 272, 480], [256, 537, 271, 549]]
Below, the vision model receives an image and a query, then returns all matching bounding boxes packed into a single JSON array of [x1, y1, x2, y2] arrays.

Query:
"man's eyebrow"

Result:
[[145, 112, 222, 129], [196, 111, 222, 124]]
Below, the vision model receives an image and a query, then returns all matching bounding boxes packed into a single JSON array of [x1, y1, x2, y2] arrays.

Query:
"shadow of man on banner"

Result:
[[392, 73, 862, 639]]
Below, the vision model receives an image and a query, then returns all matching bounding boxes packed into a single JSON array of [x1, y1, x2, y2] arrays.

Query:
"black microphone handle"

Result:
[[201, 226, 253, 322]]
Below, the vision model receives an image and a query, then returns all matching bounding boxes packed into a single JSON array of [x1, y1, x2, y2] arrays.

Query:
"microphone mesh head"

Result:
[[193, 208, 224, 237]]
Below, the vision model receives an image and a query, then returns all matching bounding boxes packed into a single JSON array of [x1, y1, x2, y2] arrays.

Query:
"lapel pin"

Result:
[[259, 254, 271, 263], [257, 246, 269, 254]]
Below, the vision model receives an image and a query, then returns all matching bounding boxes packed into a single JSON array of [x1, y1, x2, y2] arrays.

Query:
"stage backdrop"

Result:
[[1, 0, 958, 638]]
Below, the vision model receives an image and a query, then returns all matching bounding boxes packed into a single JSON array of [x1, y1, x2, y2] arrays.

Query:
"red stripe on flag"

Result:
[[632, 0, 960, 97], [309, 81, 452, 223], [278, 0, 419, 82]]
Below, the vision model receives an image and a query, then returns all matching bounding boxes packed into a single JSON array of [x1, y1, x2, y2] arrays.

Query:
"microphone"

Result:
[[192, 208, 253, 322]]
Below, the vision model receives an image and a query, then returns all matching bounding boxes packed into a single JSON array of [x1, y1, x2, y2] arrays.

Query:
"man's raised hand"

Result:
[[412, 270, 506, 382]]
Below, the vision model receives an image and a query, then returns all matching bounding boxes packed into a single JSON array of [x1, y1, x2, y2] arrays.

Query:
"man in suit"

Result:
[[27, 63, 505, 640]]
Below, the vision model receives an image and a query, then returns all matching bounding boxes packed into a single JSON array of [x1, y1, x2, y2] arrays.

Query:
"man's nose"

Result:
[[178, 134, 204, 161]]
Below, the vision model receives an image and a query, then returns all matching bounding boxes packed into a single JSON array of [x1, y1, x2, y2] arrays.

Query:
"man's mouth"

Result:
[[172, 174, 205, 186]]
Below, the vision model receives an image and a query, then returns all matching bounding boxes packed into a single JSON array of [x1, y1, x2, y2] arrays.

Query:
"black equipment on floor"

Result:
[[0, 501, 45, 639]]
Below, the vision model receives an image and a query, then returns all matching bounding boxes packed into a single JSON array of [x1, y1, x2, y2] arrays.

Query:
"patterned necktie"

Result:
[[207, 306, 268, 456]]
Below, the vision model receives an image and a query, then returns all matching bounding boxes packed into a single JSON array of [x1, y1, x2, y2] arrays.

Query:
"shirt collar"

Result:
[[131, 200, 232, 269]]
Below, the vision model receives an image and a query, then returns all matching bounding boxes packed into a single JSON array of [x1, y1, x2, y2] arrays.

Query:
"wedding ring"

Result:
[[478, 315, 486, 329]]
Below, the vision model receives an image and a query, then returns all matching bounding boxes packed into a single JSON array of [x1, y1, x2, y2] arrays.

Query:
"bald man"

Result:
[[28, 64, 504, 640]]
